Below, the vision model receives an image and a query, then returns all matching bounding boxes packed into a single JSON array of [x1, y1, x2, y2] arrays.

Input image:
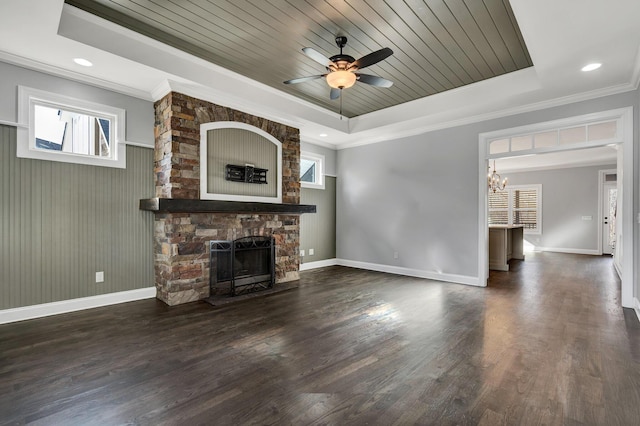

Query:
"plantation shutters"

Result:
[[488, 190, 508, 225], [488, 185, 541, 234]]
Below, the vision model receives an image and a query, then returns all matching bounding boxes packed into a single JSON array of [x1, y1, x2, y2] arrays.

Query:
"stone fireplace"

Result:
[[141, 92, 314, 306]]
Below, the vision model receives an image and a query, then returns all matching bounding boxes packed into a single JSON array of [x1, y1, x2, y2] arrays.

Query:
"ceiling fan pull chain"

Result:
[[340, 90, 343, 119]]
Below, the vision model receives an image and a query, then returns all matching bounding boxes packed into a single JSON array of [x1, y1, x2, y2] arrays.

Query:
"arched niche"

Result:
[[200, 121, 282, 203]]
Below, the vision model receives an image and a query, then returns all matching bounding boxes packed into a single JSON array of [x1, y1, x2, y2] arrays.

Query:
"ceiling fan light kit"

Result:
[[284, 36, 394, 101], [326, 70, 357, 89]]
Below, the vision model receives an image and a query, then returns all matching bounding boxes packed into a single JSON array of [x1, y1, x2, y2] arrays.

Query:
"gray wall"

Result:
[[337, 90, 639, 282], [0, 61, 154, 146], [0, 125, 155, 310], [505, 164, 616, 252], [300, 177, 336, 263], [337, 129, 478, 276]]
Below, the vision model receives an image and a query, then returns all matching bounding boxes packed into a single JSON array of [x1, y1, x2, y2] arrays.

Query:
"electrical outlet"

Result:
[[393, 251, 399, 259], [95, 271, 104, 283], [300, 249, 305, 257], [309, 248, 314, 256]]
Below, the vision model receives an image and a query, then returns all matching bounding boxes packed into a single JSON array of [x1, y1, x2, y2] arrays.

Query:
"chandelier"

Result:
[[488, 160, 507, 193]]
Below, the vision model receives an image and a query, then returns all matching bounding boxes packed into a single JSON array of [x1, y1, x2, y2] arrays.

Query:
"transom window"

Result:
[[489, 185, 542, 234], [488, 117, 621, 157]]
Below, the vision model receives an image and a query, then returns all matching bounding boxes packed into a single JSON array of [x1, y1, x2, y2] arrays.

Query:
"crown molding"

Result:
[[150, 79, 173, 103], [5, 43, 637, 152]]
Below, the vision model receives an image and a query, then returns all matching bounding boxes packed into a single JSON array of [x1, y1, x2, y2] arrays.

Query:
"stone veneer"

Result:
[[153, 92, 301, 305]]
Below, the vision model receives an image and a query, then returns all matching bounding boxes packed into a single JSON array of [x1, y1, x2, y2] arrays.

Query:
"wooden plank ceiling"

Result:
[[65, 0, 532, 118]]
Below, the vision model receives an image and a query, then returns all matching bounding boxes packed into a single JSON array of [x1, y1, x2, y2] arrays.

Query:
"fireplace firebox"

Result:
[[209, 236, 275, 296]]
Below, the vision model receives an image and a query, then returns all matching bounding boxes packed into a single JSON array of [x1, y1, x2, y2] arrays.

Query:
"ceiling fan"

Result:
[[284, 36, 394, 100]]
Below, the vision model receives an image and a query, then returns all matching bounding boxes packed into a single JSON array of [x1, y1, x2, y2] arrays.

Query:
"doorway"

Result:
[[478, 107, 634, 308], [600, 171, 617, 256]]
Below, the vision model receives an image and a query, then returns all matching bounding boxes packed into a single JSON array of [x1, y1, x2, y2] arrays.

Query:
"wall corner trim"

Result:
[[634, 298, 640, 324], [335, 259, 483, 287], [0, 288, 156, 325]]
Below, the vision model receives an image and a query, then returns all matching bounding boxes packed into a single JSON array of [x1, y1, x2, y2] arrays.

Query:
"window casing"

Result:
[[300, 152, 325, 189], [17, 86, 126, 168], [489, 184, 542, 234]]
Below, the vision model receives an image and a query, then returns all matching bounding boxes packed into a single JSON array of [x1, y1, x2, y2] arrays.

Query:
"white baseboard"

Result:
[[533, 247, 600, 255], [634, 298, 640, 324], [336, 259, 483, 287], [0, 287, 156, 325], [300, 258, 339, 271]]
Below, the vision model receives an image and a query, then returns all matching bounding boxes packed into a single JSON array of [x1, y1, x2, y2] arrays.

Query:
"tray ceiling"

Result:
[[65, 0, 532, 118]]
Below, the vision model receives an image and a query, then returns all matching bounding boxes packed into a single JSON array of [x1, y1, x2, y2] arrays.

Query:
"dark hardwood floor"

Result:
[[1, 252, 639, 425]]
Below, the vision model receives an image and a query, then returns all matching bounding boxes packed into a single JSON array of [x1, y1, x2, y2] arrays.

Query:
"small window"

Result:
[[34, 105, 112, 158], [489, 185, 542, 234], [300, 152, 325, 189], [17, 86, 126, 168]]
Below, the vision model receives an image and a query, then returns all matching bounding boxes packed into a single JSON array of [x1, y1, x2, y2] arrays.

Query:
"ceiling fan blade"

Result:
[[330, 88, 341, 100], [356, 74, 393, 88], [349, 47, 393, 70], [283, 75, 325, 84], [302, 47, 337, 68]]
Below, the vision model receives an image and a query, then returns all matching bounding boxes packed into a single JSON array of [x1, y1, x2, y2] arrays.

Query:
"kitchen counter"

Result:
[[489, 225, 525, 271]]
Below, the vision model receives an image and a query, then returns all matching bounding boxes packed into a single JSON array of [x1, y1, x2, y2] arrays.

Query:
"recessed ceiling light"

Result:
[[581, 63, 601, 72], [73, 58, 93, 67], [319, 133, 328, 137]]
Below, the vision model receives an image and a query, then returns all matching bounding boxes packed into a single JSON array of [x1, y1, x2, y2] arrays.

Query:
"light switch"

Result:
[[300, 250, 305, 257], [581, 216, 592, 221]]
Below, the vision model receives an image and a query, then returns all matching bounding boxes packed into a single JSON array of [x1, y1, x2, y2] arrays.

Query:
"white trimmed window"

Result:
[[300, 152, 325, 189], [489, 184, 542, 234], [17, 86, 126, 168]]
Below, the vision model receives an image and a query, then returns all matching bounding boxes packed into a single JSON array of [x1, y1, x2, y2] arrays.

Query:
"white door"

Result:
[[602, 182, 617, 255]]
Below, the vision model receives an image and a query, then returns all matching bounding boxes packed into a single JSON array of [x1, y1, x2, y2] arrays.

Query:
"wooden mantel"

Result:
[[140, 198, 316, 215]]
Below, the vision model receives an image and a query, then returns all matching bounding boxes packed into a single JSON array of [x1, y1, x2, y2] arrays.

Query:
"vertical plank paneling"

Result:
[[1, 126, 15, 307], [300, 177, 337, 263], [41, 159, 53, 303], [207, 128, 278, 197], [0, 125, 155, 310]]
